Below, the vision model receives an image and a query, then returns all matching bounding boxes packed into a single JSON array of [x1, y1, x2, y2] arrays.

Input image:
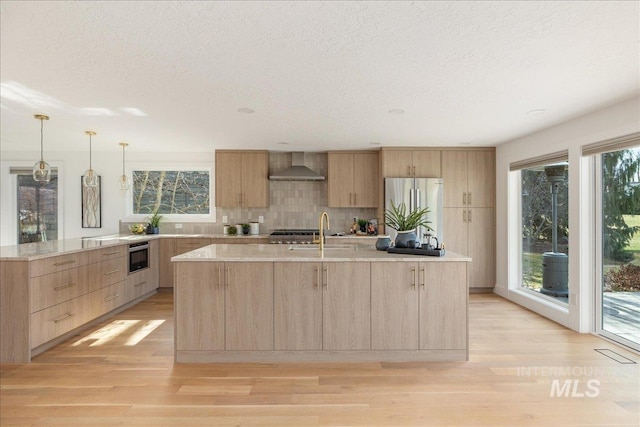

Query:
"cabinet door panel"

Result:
[[215, 152, 242, 207], [381, 150, 413, 177], [420, 262, 467, 350], [441, 151, 468, 207], [328, 153, 354, 207], [412, 150, 442, 178], [323, 262, 370, 350], [175, 262, 225, 351], [353, 152, 379, 207], [467, 151, 495, 208], [158, 238, 176, 287], [225, 262, 273, 350], [242, 152, 269, 207], [274, 262, 322, 350], [443, 208, 468, 256], [371, 262, 419, 350], [467, 208, 495, 288]]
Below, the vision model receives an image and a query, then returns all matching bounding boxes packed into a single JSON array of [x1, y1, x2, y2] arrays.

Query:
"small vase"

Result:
[[375, 235, 391, 251], [395, 229, 417, 248]]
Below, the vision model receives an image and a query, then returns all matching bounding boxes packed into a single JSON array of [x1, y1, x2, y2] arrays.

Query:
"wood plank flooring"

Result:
[[1, 290, 638, 426]]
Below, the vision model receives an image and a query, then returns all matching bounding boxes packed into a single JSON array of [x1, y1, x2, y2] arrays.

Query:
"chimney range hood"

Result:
[[269, 152, 325, 181]]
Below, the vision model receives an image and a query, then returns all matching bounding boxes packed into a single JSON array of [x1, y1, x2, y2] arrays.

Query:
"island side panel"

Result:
[[0, 260, 31, 363], [420, 261, 468, 350]]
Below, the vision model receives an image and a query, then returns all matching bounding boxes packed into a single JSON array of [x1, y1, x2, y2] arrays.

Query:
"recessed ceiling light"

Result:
[[527, 109, 546, 116], [238, 107, 255, 114], [459, 142, 472, 146], [388, 109, 405, 114], [277, 142, 288, 145]]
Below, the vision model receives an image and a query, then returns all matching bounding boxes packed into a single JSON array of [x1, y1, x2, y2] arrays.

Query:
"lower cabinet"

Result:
[[175, 262, 225, 351], [371, 261, 467, 350]]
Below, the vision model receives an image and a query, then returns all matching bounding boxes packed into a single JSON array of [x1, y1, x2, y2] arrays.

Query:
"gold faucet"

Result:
[[319, 211, 330, 252]]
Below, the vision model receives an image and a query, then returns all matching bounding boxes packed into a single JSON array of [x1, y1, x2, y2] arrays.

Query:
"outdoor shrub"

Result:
[[604, 264, 640, 292]]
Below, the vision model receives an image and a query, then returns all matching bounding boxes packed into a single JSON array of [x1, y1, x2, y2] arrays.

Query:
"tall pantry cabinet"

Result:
[[441, 150, 495, 289]]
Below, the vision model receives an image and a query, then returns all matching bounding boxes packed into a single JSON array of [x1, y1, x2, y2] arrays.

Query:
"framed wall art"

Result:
[[81, 176, 101, 228]]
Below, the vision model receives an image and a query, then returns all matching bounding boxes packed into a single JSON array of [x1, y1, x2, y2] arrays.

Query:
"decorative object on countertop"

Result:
[[375, 235, 391, 251], [129, 223, 146, 235], [367, 218, 378, 235], [387, 246, 446, 256], [82, 131, 99, 188], [249, 221, 260, 235], [118, 142, 131, 190], [223, 224, 229, 235], [384, 200, 432, 248], [147, 210, 162, 234], [241, 223, 250, 235], [228, 225, 238, 235], [81, 175, 101, 228], [357, 219, 368, 233], [350, 217, 358, 234], [32, 114, 51, 183]]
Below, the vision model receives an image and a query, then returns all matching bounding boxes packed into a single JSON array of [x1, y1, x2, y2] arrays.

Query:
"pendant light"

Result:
[[118, 142, 131, 190], [32, 114, 51, 183], [82, 130, 98, 187]]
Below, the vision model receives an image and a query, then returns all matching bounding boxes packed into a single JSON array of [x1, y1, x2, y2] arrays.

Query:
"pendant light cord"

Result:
[[122, 144, 125, 174], [39, 118, 44, 162], [89, 133, 93, 170]]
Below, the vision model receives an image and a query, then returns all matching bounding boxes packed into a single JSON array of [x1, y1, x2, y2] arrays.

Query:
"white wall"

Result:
[[0, 150, 214, 245], [495, 96, 640, 332]]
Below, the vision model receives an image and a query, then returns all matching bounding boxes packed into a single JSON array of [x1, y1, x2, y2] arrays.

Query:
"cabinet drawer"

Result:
[[91, 258, 126, 291], [30, 268, 90, 313], [30, 252, 89, 278], [88, 245, 126, 264], [30, 293, 90, 348], [99, 281, 127, 316], [126, 269, 156, 301]]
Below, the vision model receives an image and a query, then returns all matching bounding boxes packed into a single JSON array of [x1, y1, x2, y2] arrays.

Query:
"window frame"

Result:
[[124, 162, 215, 223]]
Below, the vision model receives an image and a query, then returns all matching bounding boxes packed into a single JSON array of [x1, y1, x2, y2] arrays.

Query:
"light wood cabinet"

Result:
[[175, 238, 211, 255], [371, 262, 419, 350], [225, 262, 274, 350], [441, 149, 495, 289], [322, 262, 371, 350], [215, 150, 269, 207], [371, 261, 468, 350], [175, 262, 225, 351], [381, 149, 441, 178], [158, 238, 175, 287], [274, 262, 322, 350], [420, 262, 467, 350], [328, 151, 379, 208], [444, 207, 495, 288], [442, 150, 495, 208]]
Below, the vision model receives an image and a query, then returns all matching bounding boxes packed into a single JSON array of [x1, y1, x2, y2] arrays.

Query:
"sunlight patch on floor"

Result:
[[125, 320, 165, 346], [72, 320, 140, 346]]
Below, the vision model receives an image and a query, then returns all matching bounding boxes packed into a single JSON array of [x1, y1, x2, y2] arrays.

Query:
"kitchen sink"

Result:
[[288, 244, 353, 251]]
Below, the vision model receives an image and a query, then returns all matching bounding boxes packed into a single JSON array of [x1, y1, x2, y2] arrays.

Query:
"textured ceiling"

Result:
[[1, 1, 638, 153]]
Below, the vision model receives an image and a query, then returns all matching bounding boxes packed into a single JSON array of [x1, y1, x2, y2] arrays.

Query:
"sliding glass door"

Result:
[[597, 147, 640, 351]]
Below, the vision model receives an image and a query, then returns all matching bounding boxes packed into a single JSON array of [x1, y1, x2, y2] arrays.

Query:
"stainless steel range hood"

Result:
[[269, 152, 325, 181]]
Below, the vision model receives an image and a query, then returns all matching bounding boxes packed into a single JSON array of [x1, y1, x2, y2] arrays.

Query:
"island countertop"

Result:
[[172, 243, 471, 263]]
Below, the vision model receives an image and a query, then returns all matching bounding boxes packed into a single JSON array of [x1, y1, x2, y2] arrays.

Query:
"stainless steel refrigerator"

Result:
[[384, 178, 443, 245]]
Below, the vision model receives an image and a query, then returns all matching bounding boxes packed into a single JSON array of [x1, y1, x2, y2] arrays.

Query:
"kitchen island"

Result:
[[173, 244, 471, 363]]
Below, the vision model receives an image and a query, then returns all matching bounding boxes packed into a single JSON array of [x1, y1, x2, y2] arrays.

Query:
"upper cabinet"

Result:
[[441, 150, 495, 208], [381, 149, 441, 177], [215, 150, 269, 207], [328, 151, 379, 208]]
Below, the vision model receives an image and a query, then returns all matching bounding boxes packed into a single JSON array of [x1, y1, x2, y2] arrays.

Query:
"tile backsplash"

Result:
[[121, 152, 378, 235]]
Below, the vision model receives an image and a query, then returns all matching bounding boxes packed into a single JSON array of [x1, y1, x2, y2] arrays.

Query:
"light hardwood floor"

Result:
[[1, 290, 638, 426]]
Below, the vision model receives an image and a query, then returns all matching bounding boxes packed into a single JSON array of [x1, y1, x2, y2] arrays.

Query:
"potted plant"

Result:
[[357, 219, 368, 234], [148, 211, 162, 234], [241, 223, 250, 235], [384, 200, 432, 248], [228, 225, 238, 235]]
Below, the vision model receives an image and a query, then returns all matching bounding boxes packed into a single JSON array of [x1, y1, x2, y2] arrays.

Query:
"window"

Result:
[[512, 152, 569, 302], [131, 170, 210, 215], [17, 172, 58, 243]]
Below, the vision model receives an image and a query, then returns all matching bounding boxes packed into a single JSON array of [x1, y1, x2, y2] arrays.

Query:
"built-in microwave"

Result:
[[128, 241, 149, 274]]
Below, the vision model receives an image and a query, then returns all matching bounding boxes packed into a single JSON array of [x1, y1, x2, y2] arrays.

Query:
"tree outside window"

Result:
[[132, 170, 210, 215]]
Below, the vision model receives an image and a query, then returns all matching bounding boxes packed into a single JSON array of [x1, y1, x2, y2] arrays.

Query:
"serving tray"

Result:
[[386, 247, 446, 257]]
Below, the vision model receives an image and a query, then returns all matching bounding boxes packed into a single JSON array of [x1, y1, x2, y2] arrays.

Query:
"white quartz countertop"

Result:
[[0, 233, 269, 261], [172, 243, 471, 263]]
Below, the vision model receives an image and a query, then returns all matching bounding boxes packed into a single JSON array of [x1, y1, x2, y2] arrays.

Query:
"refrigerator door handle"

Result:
[[415, 188, 421, 210], [409, 188, 414, 212]]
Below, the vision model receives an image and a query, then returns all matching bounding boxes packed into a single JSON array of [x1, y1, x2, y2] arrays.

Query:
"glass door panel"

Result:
[[17, 174, 58, 243]]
